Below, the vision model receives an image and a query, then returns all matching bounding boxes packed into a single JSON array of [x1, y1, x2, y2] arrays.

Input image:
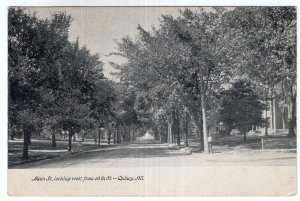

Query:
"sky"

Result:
[[26, 7, 204, 80]]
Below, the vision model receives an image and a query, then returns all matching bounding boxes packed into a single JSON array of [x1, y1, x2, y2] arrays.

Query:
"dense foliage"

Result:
[[8, 8, 116, 157], [8, 7, 296, 158], [219, 80, 264, 141]]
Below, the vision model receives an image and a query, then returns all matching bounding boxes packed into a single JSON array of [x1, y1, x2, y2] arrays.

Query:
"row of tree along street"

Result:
[[8, 7, 296, 159]]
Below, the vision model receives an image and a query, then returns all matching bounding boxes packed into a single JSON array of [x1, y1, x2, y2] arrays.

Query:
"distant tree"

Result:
[[111, 83, 138, 142], [90, 79, 116, 146], [219, 80, 264, 141]]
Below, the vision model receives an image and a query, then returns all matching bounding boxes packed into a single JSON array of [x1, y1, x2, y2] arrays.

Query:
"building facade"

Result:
[[259, 98, 288, 135]]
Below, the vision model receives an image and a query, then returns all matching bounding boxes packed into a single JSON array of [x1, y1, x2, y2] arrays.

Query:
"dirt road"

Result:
[[12, 141, 296, 169]]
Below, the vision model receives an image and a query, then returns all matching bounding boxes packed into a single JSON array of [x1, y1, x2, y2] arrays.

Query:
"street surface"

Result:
[[13, 140, 296, 169]]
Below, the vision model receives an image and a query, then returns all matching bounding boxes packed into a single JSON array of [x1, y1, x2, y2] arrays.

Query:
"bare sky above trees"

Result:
[[26, 7, 205, 79]]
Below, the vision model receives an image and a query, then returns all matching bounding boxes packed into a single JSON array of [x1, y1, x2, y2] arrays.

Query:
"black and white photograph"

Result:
[[6, 5, 297, 196]]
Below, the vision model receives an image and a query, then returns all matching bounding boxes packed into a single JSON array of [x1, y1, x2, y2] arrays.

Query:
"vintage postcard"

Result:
[[7, 6, 297, 196]]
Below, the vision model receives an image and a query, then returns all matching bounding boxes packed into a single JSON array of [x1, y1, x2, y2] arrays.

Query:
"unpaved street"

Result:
[[13, 141, 296, 169]]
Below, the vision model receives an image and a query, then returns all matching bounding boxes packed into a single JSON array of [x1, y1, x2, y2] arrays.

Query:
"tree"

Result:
[[222, 7, 296, 136], [219, 80, 264, 141], [114, 8, 230, 153], [8, 8, 114, 155], [8, 8, 72, 158], [55, 39, 113, 151], [90, 80, 116, 146], [112, 83, 138, 142]]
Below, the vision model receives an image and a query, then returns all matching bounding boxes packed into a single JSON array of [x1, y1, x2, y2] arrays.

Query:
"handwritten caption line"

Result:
[[31, 176, 144, 182]]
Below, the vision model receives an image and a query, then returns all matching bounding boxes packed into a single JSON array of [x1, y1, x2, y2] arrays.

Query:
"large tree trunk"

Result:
[[243, 131, 247, 142], [158, 126, 162, 142], [265, 88, 269, 136], [271, 97, 274, 130], [161, 124, 166, 142], [10, 127, 15, 140], [82, 130, 85, 142], [117, 126, 121, 144], [282, 107, 287, 130], [132, 127, 135, 140], [200, 85, 209, 154], [172, 127, 176, 144], [120, 126, 123, 142], [98, 127, 101, 147], [108, 130, 111, 145], [11, 133, 14, 140], [184, 112, 189, 147], [199, 113, 204, 151], [128, 126, 131, 141], [167, 118, 173, 144], [22, 125, 31, 159], [165, 123, 168, 143], [23, 136, 29, 159], [265, 108, 268, 136], [68, 132, 72, 152], [152, 125, 159, 141], [173, 110, 180, 146], [201, 91, 209, 153], [52, 133, 56, 148], [93, 131, 97, 146], [173, 115, 177, 144], [188, 108, 203, 151], [243, 122, 248, 142], [28, 133, 31, 144], [288, 92, 296, 137], [113, 130, 116, 144], [243, 125, 247, 142], [123, 126, 127, 141]]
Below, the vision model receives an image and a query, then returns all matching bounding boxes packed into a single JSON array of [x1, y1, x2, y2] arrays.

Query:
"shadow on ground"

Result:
[[8, 133, 297, 168]]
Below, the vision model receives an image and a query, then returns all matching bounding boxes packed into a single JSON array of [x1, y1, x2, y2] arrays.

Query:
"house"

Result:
[[259, 97, 288, 135]]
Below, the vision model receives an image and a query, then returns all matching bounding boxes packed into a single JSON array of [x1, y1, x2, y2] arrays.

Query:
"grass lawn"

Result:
[[8, 138, 107, 167], [189, 133, 296, 154]]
